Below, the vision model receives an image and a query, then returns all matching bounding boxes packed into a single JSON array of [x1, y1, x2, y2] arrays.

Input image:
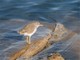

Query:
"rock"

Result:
[[48, 52, 64, 60], [30, 23, 76, 60], [50, 23, 68, 42]]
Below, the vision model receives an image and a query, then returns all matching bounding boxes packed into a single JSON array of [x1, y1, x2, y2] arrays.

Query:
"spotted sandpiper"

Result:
[[18, 21, 43, 44]]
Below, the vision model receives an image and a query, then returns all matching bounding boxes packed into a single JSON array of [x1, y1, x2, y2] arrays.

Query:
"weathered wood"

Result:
[[29, 23, 76, 60], [19, 34, 51, 59], [48, 52, 65, 60], [10, 23, 71, 60], [10, 44, 30, 60], [51, 23, 68, 41], [10, 34, 51, 60]]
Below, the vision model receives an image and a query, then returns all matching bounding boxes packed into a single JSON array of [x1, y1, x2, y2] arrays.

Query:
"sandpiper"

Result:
[[18, 21, 43, 44]]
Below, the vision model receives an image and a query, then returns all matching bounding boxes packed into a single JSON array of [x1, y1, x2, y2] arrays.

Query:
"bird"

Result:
[[17, 21, 43, 44]]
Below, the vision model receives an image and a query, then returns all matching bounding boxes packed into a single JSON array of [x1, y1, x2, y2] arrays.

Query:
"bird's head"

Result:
[[34, 21, 43, 27]]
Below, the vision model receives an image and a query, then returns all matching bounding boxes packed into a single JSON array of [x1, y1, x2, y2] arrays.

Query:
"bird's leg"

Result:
[[25, 36, 31, 44], [28, 36, 31, 44], [25, 36, 30, 44]]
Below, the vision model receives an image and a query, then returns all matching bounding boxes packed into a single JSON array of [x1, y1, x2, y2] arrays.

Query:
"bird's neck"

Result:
[[36, 25, 40, 28]]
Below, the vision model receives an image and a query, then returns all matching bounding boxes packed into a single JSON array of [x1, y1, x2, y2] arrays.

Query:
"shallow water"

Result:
[[0, 0, 80, 60]]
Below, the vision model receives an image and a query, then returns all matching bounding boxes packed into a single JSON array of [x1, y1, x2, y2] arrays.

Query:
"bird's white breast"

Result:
[[23, 27, 37, 37]]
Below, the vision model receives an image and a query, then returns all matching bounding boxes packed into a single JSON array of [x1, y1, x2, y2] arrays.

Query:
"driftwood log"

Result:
[[10, 34, 51, 60], [10, 23, 70, 60]]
